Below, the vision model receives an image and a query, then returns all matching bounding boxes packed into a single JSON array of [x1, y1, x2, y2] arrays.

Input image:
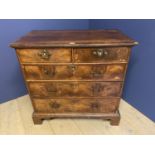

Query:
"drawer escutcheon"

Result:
[[38, 49, 51, 59], [68, 64, 77, 76]]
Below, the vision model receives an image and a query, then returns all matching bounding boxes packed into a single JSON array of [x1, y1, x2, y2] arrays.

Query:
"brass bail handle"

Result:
[[93, 49, 108, 57], [38, 49, 51, 59]]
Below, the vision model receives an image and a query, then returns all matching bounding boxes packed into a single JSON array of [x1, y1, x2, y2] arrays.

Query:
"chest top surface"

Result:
[[10, 29, 137, 48]]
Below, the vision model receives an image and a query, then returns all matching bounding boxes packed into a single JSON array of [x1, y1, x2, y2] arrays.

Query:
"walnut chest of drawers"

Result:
[[11, 30, 137, 125]]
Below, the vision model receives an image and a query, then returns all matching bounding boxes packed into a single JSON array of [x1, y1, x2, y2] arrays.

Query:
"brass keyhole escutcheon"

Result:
[[38, 49, 51, 59], [68, 64, 77, 76]]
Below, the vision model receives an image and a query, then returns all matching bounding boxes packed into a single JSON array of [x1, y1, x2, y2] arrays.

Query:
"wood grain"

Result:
[[74, 47, 130, 63], [32, 98, 120, 113], [24, 64, 126, 81], [28, 82, 122, 98]]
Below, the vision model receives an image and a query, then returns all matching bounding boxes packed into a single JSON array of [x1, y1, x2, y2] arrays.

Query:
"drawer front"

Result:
[[29, 82, 122, 97], [33, 98, 120, 113], [16, 48, 71, 63], [24, 64, 126, 81], [74, 47, 129, 63]]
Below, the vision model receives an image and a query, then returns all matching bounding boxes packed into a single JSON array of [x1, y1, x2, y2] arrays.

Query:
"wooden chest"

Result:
[[10, 30, 137, 125]]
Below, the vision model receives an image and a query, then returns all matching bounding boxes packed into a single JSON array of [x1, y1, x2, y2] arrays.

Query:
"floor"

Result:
[[0, 95, 155, 135]]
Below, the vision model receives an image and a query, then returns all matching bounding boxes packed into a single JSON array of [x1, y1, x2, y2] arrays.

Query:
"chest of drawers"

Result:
[[11, 30, 137, 125]]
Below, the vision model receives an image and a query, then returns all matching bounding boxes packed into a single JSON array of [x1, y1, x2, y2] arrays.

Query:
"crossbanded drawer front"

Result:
[[16, 48, 71, 63], [33, 98, 120, 113], [28, 82, 122, 98], [73, 47, 130, 63], [24, 64, 126, 81]]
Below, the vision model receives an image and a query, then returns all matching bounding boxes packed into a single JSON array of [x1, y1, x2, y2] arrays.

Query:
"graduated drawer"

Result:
[[73, 47, 130, 63], [33, 98, 120, 113], [16, 48, 71, 63], [28, 82, 122, 98], [24, 64, 126, 81]]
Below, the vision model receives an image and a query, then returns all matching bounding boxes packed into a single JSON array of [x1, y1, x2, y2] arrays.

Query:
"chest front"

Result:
[[11, 30, 137, 125]]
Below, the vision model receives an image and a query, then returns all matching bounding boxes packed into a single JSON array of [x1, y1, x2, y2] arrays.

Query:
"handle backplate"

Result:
[[92, 49, 108, 57], [38, 49, 51, 59]]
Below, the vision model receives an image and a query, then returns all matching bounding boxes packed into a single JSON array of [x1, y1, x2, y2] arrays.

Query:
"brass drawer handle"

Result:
[[38, 49, 51, 59], [49, 101, 60, 109], [92, 49, 108, 57]]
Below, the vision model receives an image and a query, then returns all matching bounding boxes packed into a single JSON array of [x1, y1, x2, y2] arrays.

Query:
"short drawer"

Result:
[[33, 98, 120, 113], [28, 82, 122, 98], [16, 48, 71, 63], [24, 64, 126, 81], [73, 47, 130, 63]]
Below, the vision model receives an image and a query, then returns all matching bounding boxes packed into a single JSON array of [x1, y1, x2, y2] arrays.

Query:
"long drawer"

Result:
[[28, 82, 122, 98], [24, 64, 126, 81], [33, 98, 120, 113]]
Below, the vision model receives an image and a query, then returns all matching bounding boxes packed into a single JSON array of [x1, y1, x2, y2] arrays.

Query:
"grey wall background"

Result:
[[0, 19, 155, 122]]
